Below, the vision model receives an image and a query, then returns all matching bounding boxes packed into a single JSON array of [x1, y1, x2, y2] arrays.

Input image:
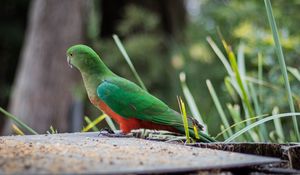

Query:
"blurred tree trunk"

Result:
[[100, 0, 186, 38], [0, 0, 29, 133], [3, 0, 89, 134]]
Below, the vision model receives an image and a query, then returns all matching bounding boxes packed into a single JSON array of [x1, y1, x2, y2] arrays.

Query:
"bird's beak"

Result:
[[67, 56, 73, 68]]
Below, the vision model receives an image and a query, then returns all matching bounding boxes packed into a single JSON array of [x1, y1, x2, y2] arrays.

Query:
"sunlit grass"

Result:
[[179, 72, 207, 133], [205, 34, 296, 141], [222, 38, 255, 121], [47, 126, 58, 134], [177, 96, 191, 143], [83, 116, 99, 132], [12, 124, 24, 136], [82, 114, 106, 132], [206, 37, 259, 141], [193, 125, 200, 140]]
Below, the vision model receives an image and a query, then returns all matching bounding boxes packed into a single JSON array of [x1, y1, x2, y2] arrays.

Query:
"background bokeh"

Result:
[[1, 0, 300, 138]]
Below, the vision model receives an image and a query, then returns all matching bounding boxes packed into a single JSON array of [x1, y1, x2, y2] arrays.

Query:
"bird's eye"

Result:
[[70, 53, 73, 56]]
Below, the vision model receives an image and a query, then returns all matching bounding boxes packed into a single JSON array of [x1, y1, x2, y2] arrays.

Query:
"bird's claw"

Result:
[[98, 127, 114, 136], [98, 130, 132, 138]]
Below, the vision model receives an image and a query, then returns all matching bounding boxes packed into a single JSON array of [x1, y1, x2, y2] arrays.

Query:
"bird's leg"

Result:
[[98, 129, 132, 138], [98, 127, 114, 136]]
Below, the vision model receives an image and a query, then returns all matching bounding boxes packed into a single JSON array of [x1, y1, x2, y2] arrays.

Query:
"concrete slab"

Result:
[[0, 132, 281, 174]]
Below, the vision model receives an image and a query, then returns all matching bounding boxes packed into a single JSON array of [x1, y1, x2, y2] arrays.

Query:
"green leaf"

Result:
[[264, 0, 299, 140], [287, 67, 300, 82], [83, 115, 102, 132], [113, 34, 147, 91], [272, 107, 284, 142], [225, 112, 300, 142], [206, 79, 233, 136], [0, 107, 38, 135], [177, 96, 191, 143]]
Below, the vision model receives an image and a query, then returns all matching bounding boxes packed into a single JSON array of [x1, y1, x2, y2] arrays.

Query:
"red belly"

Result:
[[91, 98, 177, 134]]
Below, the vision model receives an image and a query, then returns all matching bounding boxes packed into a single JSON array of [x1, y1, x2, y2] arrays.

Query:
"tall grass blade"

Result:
[[215, 31, 256, 126], [82, 115, 106, 132], [226, 104, 243, 131], [206, 80, 233, 136], [207, 35, 260, 140], [179, 72, 207, 132], [225, 112, 300, 143], [83, 117, 98, 132], [245, 76, 279, 91], [246, 76, 300, 103], [236, 43, 259, 141], [206, 36, 242, 100], [237, 43, 245, 76], [113, 34, 147, 91], [228, 77, 243, 98], [242, 102, 260, 142], [0, 107, 38, 135], [193, 125, 200, 140], [249, 83, 268, 141], [177, 96, 191, 143], [220, 125, 229, 139], [264, 0, 299, 140], [12, 124, 24, 135], [224, 43, 255, 120], [258, 53, 263, 101], [237, 43, 249, 97], [290, 130, 297, 142], [206, 37, 233, 76], [215, 114, 268, 140], [48, 125, 58, 134], [217, 30, 257, 125], [272, 107, 284, 142], [224, 77, 238, 102]]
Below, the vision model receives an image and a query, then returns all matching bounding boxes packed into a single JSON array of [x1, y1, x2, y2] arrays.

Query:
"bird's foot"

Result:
[[98, 129, 132, 138], [183, 137, 196, 145], [98, 127, 114, 136]]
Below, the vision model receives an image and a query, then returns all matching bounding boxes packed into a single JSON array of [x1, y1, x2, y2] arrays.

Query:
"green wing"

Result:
[[97, 77, 184, 127]]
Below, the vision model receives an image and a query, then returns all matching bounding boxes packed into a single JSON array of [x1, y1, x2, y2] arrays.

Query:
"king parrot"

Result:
[[67, 44, 215, 142]]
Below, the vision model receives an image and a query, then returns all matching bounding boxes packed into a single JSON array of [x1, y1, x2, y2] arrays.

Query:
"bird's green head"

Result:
[[66, 44, 101, 72]]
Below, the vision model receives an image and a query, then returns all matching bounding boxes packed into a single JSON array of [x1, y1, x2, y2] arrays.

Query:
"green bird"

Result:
[[67, 44, 215, 142]]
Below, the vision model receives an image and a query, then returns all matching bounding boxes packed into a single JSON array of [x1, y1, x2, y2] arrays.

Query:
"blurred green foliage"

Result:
[[191, 0, 300, 136], [86, 0, 300, 137]]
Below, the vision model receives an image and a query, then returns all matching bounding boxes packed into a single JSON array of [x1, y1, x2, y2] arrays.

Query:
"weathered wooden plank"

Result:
[[0, 132, 281, 174]]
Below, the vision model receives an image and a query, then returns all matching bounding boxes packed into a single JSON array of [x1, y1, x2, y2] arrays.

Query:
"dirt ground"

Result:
[[0, 132, 281, 174]]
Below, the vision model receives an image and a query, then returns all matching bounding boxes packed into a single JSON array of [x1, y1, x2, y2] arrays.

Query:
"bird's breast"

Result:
[[89, 96, 125, 124]]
